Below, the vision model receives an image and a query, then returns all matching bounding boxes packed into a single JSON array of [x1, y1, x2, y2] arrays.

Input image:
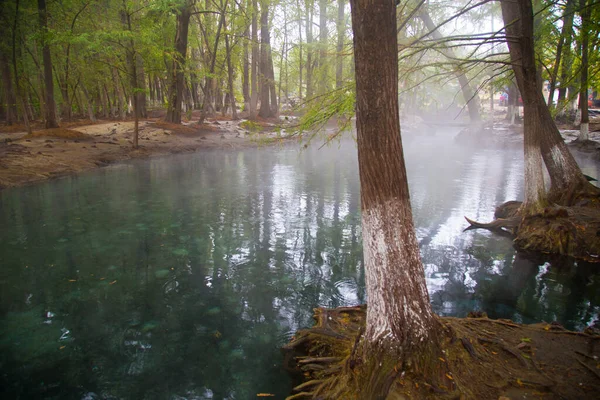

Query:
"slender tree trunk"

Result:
[[11, 0, 31, 133], [335, 0, 344, 89], [199, 0, 226, 123], [268, 44, 277, 115], [547, 0, 575, 108], [296, 0, 303, 99], [258, 3, 273, 118], [165, 1, 191, 124], [578, 0, 590, 141], [349, 1, 442, 396], [102, 83, 110, 118], [81, 83, 96, 122], [225, 23, 238, 120], [0, 51, 16, 125], [305, 0, 314, 99], [124, 8, 139, 147], [318, 0, 327, 94], [556, 4, 575, 120], [242, 26, 250, 110], [38, 0, 58, 128], [136, 54, 147, 118], [250, 0, 259, 118]]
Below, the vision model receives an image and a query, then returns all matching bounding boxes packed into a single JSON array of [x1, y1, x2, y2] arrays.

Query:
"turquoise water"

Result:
[[1, 133, 599, 399]]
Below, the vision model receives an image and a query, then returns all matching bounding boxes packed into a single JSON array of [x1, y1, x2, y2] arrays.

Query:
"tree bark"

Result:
[[578, 0, 590, 141], [0, 51, 16, 125], [225, 22, 238, 119], [268, 41, 278, 115], [81, 83, 96, 122], [295, 0, 303, 100], [242, 25, 250, 110], [38, 0, 58, 128], [318, 0, 327, 94], [165, 1, 191, 124], [11, 0, 31, 133], [556, 2, 575, 119], [335, 0, 344, 89], [258, 3, 273, 118], [249, 0, 259, 118], [349, 1, 441, 396], [305, 0, 314, 99], [501, 0, 591, 207], [198, 0, 226, 124]]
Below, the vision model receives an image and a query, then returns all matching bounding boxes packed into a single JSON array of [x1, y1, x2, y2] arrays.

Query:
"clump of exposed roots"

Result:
[[283, 307, 600, 399], [465, 196, 600, 261]]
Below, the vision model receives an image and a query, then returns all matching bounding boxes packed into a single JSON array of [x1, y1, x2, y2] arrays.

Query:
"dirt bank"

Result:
[[0, 117, 291, 190], [283, 306, 600, 399]]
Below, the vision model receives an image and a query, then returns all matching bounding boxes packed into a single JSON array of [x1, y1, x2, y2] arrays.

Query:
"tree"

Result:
[[335, 0, 344, 90], [500, 0, 594, 209], [38, 0, 58, 128], [578, 0, 590, 141], [547, 0, 575, 109], [346, 0, 444, 396], [258, 1, 275, 118], [165, 0, 192, 124]]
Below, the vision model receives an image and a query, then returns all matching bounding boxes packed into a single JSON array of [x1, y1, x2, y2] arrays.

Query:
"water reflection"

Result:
[[0, 131, 599, 398]]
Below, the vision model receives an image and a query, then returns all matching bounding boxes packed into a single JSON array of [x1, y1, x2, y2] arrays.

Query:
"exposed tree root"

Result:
[[283, 307, 600, 399], [477, 337, 529, 368], [465, 200, 600, 261]]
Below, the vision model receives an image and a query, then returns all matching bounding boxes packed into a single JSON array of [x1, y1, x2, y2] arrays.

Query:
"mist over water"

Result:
[[1, 127, 599, 398]]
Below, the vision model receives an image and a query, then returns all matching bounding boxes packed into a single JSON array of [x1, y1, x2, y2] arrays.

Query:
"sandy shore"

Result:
[[0, 117, 292, 190]]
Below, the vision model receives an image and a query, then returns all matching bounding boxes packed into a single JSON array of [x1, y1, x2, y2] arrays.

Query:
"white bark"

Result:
[[523, 143, 545, 208], [579, 122, 589, 141], [362, 200, 433, 348]]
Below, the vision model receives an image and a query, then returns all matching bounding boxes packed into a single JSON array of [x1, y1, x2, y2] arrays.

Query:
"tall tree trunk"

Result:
[[349, 1, 442, 396], [136, 54, 147, 118], [268, 44, 277, 115], [547, 0, 575, 109], [225, 22, 238, 120], [242, 26, 250, 110], [123, 7, 139, 148], [305, 0, 314, 99], [0, 51, 16, 125], [249, 0, 259, 118], [578, 0, 590, 141], [258, 3, 273, 118], [335, 0, 344, 89], [318, 0, 327, 94], [165, 1, 191, 124], [296, 0, 303, 100], [81, 83, 96, 122], [38, 0, 58, 128], [420, 10, 481, 122], [198, 0, 226, 124], [501, 0, 592, 207], [11, 0, 31, 133], [102, 82, 110, 118], [556, 3, 575, 120]]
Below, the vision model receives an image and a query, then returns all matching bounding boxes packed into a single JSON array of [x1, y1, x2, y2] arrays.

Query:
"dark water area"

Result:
[[1, 129, 600, 399]]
